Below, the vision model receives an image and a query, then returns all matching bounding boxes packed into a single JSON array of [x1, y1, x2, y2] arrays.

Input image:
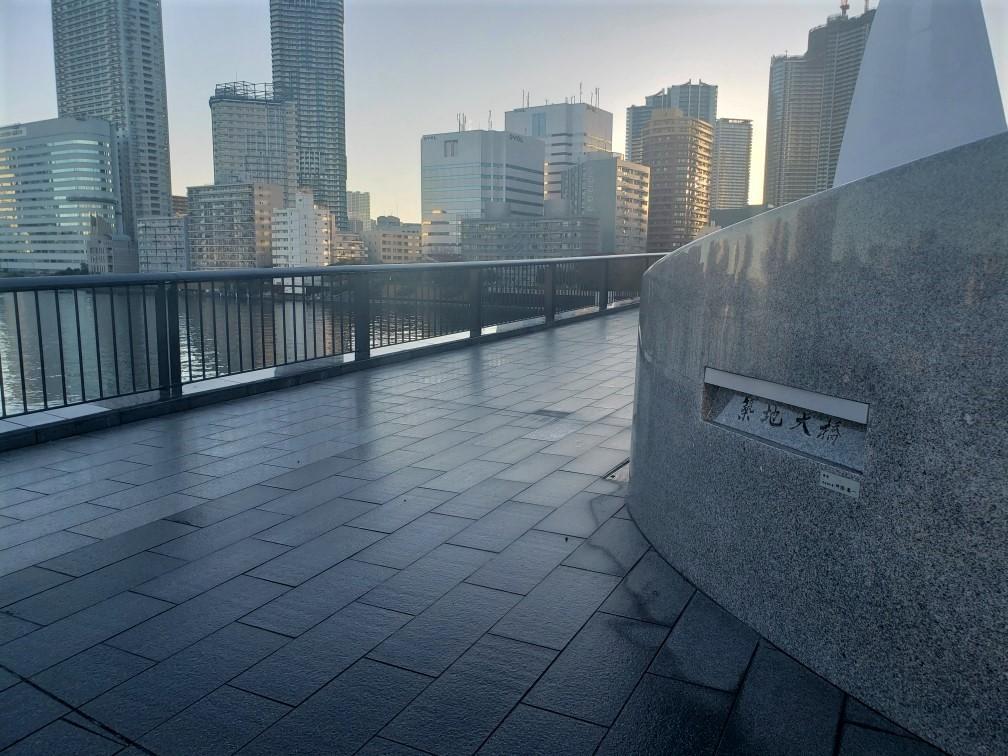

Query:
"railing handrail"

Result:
[[0, 253, 666, 293]]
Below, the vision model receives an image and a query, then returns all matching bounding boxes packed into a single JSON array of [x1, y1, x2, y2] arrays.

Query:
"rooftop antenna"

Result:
[[579, 82, 583, 103], [840, 0, 849, 17], [488, 110, 493, 130], [864, 0, 869, 12]]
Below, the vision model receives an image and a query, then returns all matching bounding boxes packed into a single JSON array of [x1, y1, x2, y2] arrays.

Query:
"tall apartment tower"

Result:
[[561, 153, 650, 255], [51, 0, 173, 242], [711, 118, 753, 210], [504, 103, 612, 199], [626, 81, 717, 162], [210, 82, 298, 206], [763, 7, 875, 207], [640, 110, 713, 253], [271, 0, 348, 228], [420, 131, 545, 260], [346, 191, 372, 233]]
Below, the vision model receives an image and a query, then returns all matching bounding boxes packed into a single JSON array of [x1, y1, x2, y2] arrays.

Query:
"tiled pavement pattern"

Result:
[[0, 311, 944, 755]]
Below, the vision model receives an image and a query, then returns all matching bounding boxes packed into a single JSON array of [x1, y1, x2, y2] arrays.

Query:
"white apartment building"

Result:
[[364, 216, 422, 264], [0, 118, 122, 274], [271, 190, 331, 268], [420, 130, 544, 259], [505, 103, 612, 199], [561, 153, 650, 255], [711, 118, 753, 211], [187, 183, 283, 269], [137, 215, 190, 273]]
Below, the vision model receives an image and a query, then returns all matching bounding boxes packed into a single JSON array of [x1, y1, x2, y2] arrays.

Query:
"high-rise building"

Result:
[[364, 216, 423, 264], [626, 80, 717, 162], [187, 183, 283, 269], [271, 190, 331, 269], [346, 190, 372, 233], [640, 109, 713, 252], [0, 118, 122, 274], [210, 82, 298, 206], [420, 130, 545, 259], [51, 0, 172, 243], [137, 216, 189, 272], [561, 153, 650, 255], [504, 103, 612, 199], [763, 7, 875, 207], [271, 0, 347, 227], [711, 118, 753, 210], [460, 205, 600, 261], [171, 195, 188, 217]]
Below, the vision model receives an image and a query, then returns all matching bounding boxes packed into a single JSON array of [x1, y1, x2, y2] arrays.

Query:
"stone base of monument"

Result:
[[629, 132, 1007, 755]]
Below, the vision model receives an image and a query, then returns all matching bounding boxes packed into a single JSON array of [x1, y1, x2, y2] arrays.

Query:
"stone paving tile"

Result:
[[0, 479, 132, 520], [234, 601, 411, 705], [0, 682, 70, 750], [69, 493, 206, 539], [449, 501, 552, 553], [362, 544, 492, 615], [7, 552, 183, 625], [0, 566, 70, 608], [31, 643, 155, 707], [0, 668, 17, 693], [343, 467, 444, 505], [492, 566, 620, 650], [147, 509, 287, 561], [0, 591, 171, 676], [540, 491, 624, 540], [477, 437, 550, 464], [716, 644, 844, 755], [521, 419, 586, 442], [844, 696, 913, 737], [341, 450, 430, 480], [140, 685, 290, 756], [19, 460, 148, 495], [512, 470, 596, 507], [401, 429, 477, 454], [110, 452, 219, 485], [2, 719, 123, 755], [601, 550, 695, 627], [466, 529, 582, 595], [40, 519, 195, 577], [563, 516, 651, 577], [0, 503, 114, 549], [246, 525, 383, 586], [355, 513, 474, 570], [433, 478, 530, 519], [181, 464, 291, 499], [259, 457, 362, 490], [83, 622, 287, 740], [478, 704, 606, 755], [240, 659, 431, 756], [382, 633, 556, 755], [649, 592, 760, 692], [167, 484, 287, 527], [347, 488, 453, 533], [255, 475, 370, 516], [0, 612, 38, 644], [837, 725, 944, 755], [494, 452, 573, 484], [254, 498, 375, 547], [525, 612, 669, 726], [86, 471, 214, 510], [597, 673, 733, 755], [0, 488, 44, 509], [135, 538, 289, 603], [357, 737, 427, 755], [242, 558, 396, 637], [369, 583, 520, 677], [107, 576, 287, 661], [423, 459, 510, 493], [562, 447, 629, 476], [0, 467, 69, 494]]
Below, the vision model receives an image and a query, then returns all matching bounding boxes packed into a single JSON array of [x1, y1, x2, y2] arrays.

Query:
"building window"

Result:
[[444, 140, 458, 158]]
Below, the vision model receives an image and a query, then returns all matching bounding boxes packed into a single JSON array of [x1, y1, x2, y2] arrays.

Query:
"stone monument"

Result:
[[629, 2, 1007, 753]]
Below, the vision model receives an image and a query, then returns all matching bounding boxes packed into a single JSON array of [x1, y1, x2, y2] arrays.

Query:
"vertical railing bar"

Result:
[[236, 283, 244, 374], [300, 276, 307, 361], [322, 274, 329, 356], [210, 281, 219, 377], [33, 292, 48, 409], [282, 277, 289, 364], [259, 279, 266, 369], [124, 285, 137, 393], [0, 299, 6, 417], [183, 282, 192, 383], [223, 282, 232, 375], [312, 275, 318, 359], [109, 286, 121, 396], [73, 289, 85, 402], [198, 282, 206, 381], [53, 290, 67, 407], [91, 287, 104, 399], [166, 282, 182, 396], [13, 294, 28, 412], [142, 284, 153, 389]]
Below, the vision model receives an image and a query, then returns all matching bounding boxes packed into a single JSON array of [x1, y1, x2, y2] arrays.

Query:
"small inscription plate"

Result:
[[704, 370, 868, 472], [819, 471, 861, 499]]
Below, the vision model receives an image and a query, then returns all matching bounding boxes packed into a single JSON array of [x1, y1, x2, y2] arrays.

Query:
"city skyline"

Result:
[[2, 0, 1007, 221]]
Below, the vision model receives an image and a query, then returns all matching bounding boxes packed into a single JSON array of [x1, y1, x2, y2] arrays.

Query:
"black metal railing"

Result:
[[0, 254, 662, 420]]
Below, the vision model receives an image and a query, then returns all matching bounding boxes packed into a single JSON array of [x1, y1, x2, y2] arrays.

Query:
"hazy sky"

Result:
[[1, 0, 1006, 218]]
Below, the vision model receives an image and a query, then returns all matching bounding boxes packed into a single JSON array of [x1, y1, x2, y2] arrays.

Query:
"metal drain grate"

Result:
[[604, 459, 630, 482]]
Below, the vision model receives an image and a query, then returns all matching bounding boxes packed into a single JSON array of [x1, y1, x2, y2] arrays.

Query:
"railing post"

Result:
[[353, 274, 371, 361], [544, 264, 555, 326], [468, 268, 483, 340], [599, 258, 610, 312], [155, 282, 182, 400]]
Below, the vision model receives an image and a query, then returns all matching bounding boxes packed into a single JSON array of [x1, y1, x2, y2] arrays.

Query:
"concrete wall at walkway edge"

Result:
[[628, 132, 1007, 756]]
